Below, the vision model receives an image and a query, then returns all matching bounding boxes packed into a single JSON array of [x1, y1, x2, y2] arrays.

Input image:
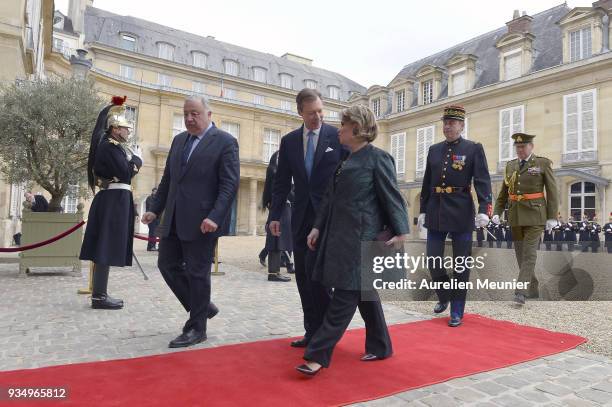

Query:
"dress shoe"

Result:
[[290, 337, 309, 348], [285, 264, 295, 274], [207, 303, 219, 319], [268, 273, 291, 282], [168, 329, 206, 348], [296, 363, 322, 376], [513, 293, 526, 305], [91, 294, 123, 310], [434, 301, 449, 314], [360, 353, 381, 361]]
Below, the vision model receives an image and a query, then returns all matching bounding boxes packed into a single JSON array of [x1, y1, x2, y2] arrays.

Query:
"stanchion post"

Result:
[[211, 240, 225, 276], [77, 262, 93, 294]]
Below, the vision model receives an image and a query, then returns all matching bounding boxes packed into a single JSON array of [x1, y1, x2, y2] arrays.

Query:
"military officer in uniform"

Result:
[[80, 96, 143, 309], [579, 215, 591, 252], [604, 214, 612, 254], [564, 216, 577, 252], [494, 222, 505, 248], [419, 105, 492, 327], [553, 215, 564, 251], [486, 221, 496, 248], [492, 133, 558, 305], [475, 226, 485, 247], [590, 216, 602, 253]]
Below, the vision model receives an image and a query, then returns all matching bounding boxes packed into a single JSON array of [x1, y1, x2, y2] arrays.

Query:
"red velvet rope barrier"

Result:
[[134, 234, 160, 243], [0, 220, 86, 253]]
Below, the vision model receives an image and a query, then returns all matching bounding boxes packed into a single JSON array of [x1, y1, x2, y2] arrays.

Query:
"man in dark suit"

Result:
[[269, 88, 344, 348], [142, 96, 239, 348], [24, 192, 48, 212]]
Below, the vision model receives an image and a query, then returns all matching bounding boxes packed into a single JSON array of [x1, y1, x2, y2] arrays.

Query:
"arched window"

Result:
[[569, 181, 596, 220]]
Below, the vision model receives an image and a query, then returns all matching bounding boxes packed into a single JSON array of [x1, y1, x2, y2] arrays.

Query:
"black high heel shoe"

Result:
[[296, 363, 322, 376]]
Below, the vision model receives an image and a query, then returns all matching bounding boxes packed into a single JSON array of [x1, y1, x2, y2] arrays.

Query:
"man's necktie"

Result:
[[520, 159, 527, 169], [304, 131, 315, 179], [181, 134, 196, 168]]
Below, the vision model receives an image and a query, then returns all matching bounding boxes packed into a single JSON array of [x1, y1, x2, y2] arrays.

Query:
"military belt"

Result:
[[509, 192, 544, 201], [432, 186, 470, 194], [103, 183, 131, 191]]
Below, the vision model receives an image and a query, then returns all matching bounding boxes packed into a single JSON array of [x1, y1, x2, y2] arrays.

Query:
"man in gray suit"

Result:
[[142, 96, 239, 348]]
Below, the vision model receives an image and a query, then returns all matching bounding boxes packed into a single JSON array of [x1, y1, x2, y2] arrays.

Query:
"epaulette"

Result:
[[108, 138, 120, 146]]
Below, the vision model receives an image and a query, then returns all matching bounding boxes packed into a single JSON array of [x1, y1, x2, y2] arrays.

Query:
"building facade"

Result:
[[357, 2, 612, 236]]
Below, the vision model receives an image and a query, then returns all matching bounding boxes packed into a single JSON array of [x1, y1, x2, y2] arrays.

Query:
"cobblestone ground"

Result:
[[0, 237, 611, 406]]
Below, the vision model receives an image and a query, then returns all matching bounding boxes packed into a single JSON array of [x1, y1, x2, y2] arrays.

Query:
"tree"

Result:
[[0, 78, 103, 212]]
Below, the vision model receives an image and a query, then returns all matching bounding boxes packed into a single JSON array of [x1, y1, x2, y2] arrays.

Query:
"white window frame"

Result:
[[253, 67, 267, 83], [192, 81, 205, 94], [221, 122, 240, 140], [372, 98, 381, 117], [503, 49, 522, 81], [192, 52, 207, 69], [304, 79, 317, 89], [390, 132, 406, 175], [157, 42, 175, 61], [279, 73, 293, 89], [158, 73, 172, 87], [263, 128, 280, 162], [326, 111, 339, 120], [451, 67, 467, 95], [396, 89, 405, 112], [569, 27, 592, 62], [124, 106, 137, 135], [224, 88, 236, 99], [498, 105, 524, 162], [172, 113, 186, 138], [61, 184, 79, 214], [416, 125, 435, 174], [461, 117, 469, 140], [328, 86, 340, 100], [569, 181, 597, 220], [280, 100, 292, 111], [224, 60, 238, 76], [121, 34, 136, 51], [120, 65, 134, 80], [9, 183, 26, 218], [253, 94, 265, 105], [563, 89, 597, 154], [422, 80, 433, 105]]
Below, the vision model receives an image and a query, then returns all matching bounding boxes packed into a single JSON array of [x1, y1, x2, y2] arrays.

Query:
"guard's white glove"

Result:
[[475, 213, 490, 228], [132, 145, 143, 159], [418, 213, 426, 227], [545, 219, 557, 232], [491, 214, 501, 225]]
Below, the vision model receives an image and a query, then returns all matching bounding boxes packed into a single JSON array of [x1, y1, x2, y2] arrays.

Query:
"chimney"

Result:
[[506, 10, 533, 34]]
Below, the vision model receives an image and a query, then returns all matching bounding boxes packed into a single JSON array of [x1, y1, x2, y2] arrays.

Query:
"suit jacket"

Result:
[[312, 144, 409, 290], [151, 125, 240, 241], [270, 123, 345, 236], [31, 195, 49, 212], [493, 155, 558, 227]]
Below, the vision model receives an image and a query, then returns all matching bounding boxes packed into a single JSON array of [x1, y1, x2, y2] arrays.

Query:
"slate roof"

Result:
[[83, 6, 367, 100]]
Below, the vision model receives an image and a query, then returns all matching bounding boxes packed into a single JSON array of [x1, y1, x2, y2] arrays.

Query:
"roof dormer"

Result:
[[496, 11, 535, 81], [558, 5, 607, 63], [445, 53, 477, 96], [415, 65, 444, 105]]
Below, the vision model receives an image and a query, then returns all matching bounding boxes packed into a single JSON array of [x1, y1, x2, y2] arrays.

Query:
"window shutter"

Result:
[[416, 128, 425, 171], [581, 28, 592, 59], [452, 72, 466, 95], [504, 53, 521, 80], [581, 91, 595, 150], [500, 109, 511, 160], [398, 133, 406, 174], [565, 94, 579, 152]]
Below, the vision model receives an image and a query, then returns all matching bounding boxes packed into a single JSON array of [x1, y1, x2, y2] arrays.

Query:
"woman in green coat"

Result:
[[296, 105, 410, 376]]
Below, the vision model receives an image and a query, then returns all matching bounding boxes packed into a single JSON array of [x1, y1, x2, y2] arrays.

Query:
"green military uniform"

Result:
[[493, 133, 558, 298]]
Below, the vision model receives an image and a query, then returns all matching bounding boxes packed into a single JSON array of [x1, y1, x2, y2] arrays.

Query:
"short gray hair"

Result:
[[341, 105, 378, 142], [185, 95, 212, 112]]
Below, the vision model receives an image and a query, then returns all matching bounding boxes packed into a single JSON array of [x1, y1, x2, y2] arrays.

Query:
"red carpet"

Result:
[[0, 315, 586, 406]]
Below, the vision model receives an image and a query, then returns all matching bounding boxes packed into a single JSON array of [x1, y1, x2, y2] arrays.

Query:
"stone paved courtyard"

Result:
[[0, 237, 611, 406]]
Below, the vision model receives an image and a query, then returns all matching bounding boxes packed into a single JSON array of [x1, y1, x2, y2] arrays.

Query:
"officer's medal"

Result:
[[451, 154, 466, 171]]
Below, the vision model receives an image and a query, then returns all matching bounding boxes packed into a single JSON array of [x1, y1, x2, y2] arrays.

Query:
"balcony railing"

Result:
[[562, 151, 598, 165]]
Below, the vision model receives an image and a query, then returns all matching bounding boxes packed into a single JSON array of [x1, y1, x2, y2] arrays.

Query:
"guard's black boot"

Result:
[[91, 264, 123, 310], [92, 294, 124, 309]]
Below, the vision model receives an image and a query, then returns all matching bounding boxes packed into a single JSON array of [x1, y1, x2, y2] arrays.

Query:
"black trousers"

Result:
[[293, 204, 331, 340], [267, 250, 292, 273], [147, 221, 159, 250], [304, 289, 392, 368], [158, 219, 217, 334], [426, 230, 472, 303]]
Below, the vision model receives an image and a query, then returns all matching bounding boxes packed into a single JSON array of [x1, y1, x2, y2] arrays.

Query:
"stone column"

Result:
[[248, 178, 258, 236]]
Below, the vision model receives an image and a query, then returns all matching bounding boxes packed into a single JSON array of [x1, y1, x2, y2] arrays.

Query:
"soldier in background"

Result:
[[564, 216, 577, 252], [604, 214, 612, 254], [494, 222, 504, 248], [486, 221, 496, 248], [590, 216, 602, 253], [475, 226, 485, 247], [579, 215, 591, 252], [492, 133, 558, 305], [553, 215, 564, 251], [504, 220, 513, 249]]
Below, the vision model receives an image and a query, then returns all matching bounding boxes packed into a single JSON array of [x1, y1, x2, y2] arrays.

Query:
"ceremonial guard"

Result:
[[475, 226, 485, 247], [564, 216, 577, 252], [492, 133, 558, 304], [419, 106, 492, 327], [494, 222, 505, 248], [80, 96, 143, 310], [579, 215, 591, 252], [486, 222, 496, 248], [504, 220, 513, 249], [553, 215, 564, 251], [590, 216, 602, 253], [604, 214, 612, 254], [543, 225, 553, 251]]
